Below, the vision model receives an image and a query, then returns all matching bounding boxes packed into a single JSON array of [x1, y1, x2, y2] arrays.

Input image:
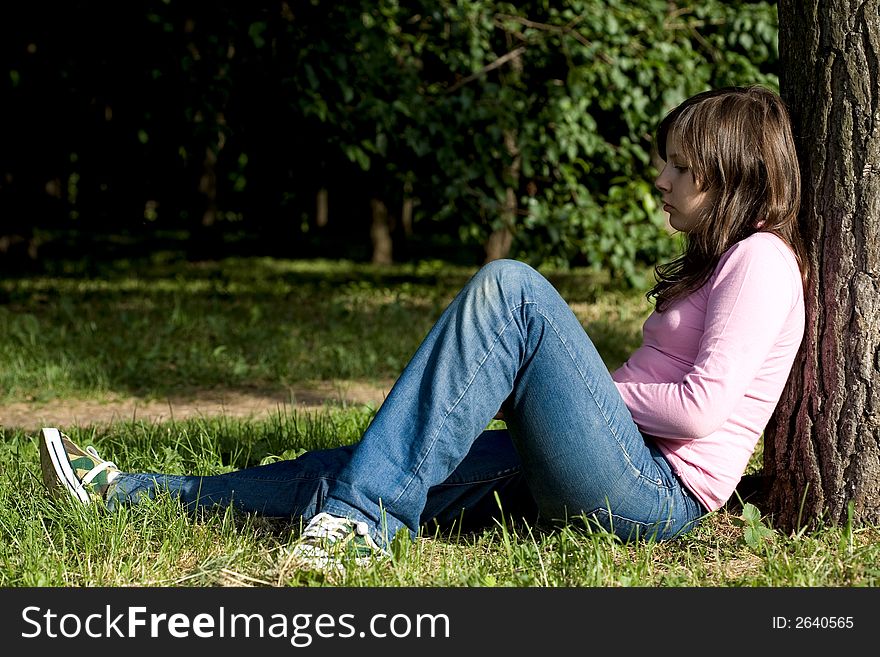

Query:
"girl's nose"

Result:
[[655, 166, 671, 193]]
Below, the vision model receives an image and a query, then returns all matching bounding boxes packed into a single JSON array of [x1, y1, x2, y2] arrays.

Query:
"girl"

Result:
[[39, 85, 807, 571]]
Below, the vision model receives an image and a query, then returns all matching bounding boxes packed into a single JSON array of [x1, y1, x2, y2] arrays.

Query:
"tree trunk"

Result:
[[401, 181, 414, 238], [198, 114, 226, 229], [485, 40, 522, 264], [484, 129, 518, 262], [316, 187, 328, 228], [199, 145, 218, 227], [765, 0, 880, 532], [370, 197, 393, 265]]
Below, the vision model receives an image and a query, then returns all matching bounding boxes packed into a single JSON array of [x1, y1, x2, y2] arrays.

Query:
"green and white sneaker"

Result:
[[289, 512, 389, 573], [39, 427, 120, 505]]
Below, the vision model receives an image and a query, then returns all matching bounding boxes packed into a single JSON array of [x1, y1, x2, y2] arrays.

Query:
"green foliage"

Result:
[[3, 1, 779, 279], [271, 0, 779, 279], [734, 502, 777, 551]]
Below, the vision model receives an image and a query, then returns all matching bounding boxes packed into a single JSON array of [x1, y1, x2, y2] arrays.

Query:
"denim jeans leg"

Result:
[[421, 429, 537, 533], [106, 431, 535, 533], [106, 444, 358, 521], [320, 260, 703, 546]]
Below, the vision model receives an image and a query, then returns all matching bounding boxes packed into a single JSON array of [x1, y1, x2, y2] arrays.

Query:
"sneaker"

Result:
[[39, 427, 119, 505], [288, 512, 389, 573]]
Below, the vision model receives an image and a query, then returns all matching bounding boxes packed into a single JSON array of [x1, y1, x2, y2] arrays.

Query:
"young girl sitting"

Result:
[[40, 85, 807, 571]]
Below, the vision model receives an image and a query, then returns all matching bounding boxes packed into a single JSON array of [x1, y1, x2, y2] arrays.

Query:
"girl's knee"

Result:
[[473, 259, 541, 292]]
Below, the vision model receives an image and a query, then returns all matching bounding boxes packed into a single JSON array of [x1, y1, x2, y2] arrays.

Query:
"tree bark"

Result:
[[485, 45, 523, 264], [370, 197, 394, 265], [198, 145, 218, 227], [765, 0, 880, 532], [316, 187, 328, 228], [401, 181, 414, 238], [484, 129, 519, 263]]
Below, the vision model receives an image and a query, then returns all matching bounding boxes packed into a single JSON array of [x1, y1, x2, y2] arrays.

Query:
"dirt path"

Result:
[[0, 380, 396, 432]]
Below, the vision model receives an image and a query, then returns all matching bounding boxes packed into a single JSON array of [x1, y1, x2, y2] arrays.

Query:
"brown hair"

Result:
[[648, 85, 807, 311]]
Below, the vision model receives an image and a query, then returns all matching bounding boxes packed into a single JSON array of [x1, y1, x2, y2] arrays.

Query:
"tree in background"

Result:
[[283, 0, 779, 276], [0, 1, 780, 278], [764, 0, 880, 531]]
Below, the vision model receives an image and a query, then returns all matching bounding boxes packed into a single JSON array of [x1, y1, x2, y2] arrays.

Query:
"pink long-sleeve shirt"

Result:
[[611, 232, 805, 512]]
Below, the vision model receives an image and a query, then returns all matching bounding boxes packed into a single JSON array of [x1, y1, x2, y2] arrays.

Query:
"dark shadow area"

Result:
[[2, 228, 489, 279], [726, 474, 768, 513]]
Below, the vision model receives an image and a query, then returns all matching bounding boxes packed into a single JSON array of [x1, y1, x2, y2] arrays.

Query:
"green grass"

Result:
[[0, 254, 646, 404], [2, 414, 879, 587], [2, 254, 878, 587]]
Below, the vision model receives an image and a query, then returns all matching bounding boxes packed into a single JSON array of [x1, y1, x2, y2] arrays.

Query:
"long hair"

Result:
[[647, 85, 807, 311]]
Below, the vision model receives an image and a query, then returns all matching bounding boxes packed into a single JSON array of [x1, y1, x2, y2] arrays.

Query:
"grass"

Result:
[[1, 252, 878, 587], [0, 254, 645, 404], [3, 414, 879, 587]]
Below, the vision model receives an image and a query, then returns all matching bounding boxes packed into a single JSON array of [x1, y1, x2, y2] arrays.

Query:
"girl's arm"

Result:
[[614, 237, 803, 440]]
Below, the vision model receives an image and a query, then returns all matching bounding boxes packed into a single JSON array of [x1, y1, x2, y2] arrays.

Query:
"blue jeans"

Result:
[[110, 260, 704, 547]]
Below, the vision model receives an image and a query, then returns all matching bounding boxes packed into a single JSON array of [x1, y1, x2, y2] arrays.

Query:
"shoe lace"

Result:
[[301, 513, 369, 544], [81, 445, 118, 486]]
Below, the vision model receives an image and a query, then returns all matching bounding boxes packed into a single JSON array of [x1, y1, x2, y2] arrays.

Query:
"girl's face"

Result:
[[654, 133, 710, 233]]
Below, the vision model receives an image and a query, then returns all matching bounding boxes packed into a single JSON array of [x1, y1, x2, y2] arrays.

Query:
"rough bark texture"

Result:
[[765, 0, 880, 531]]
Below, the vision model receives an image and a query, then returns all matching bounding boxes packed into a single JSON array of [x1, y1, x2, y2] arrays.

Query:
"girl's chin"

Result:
[[668, 216, 694, 233]]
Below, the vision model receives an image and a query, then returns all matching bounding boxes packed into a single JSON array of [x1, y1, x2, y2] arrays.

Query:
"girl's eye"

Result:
[[673, 164, 689, 172]]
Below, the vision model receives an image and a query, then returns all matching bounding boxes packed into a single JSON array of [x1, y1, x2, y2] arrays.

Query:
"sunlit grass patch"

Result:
[[2, 411, 879, 588], [0, 257, 647, 403]]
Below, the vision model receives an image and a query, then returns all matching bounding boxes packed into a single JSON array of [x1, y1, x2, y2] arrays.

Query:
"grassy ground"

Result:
[[0, 254, 646, 404], [1, 254, 878, 587]]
